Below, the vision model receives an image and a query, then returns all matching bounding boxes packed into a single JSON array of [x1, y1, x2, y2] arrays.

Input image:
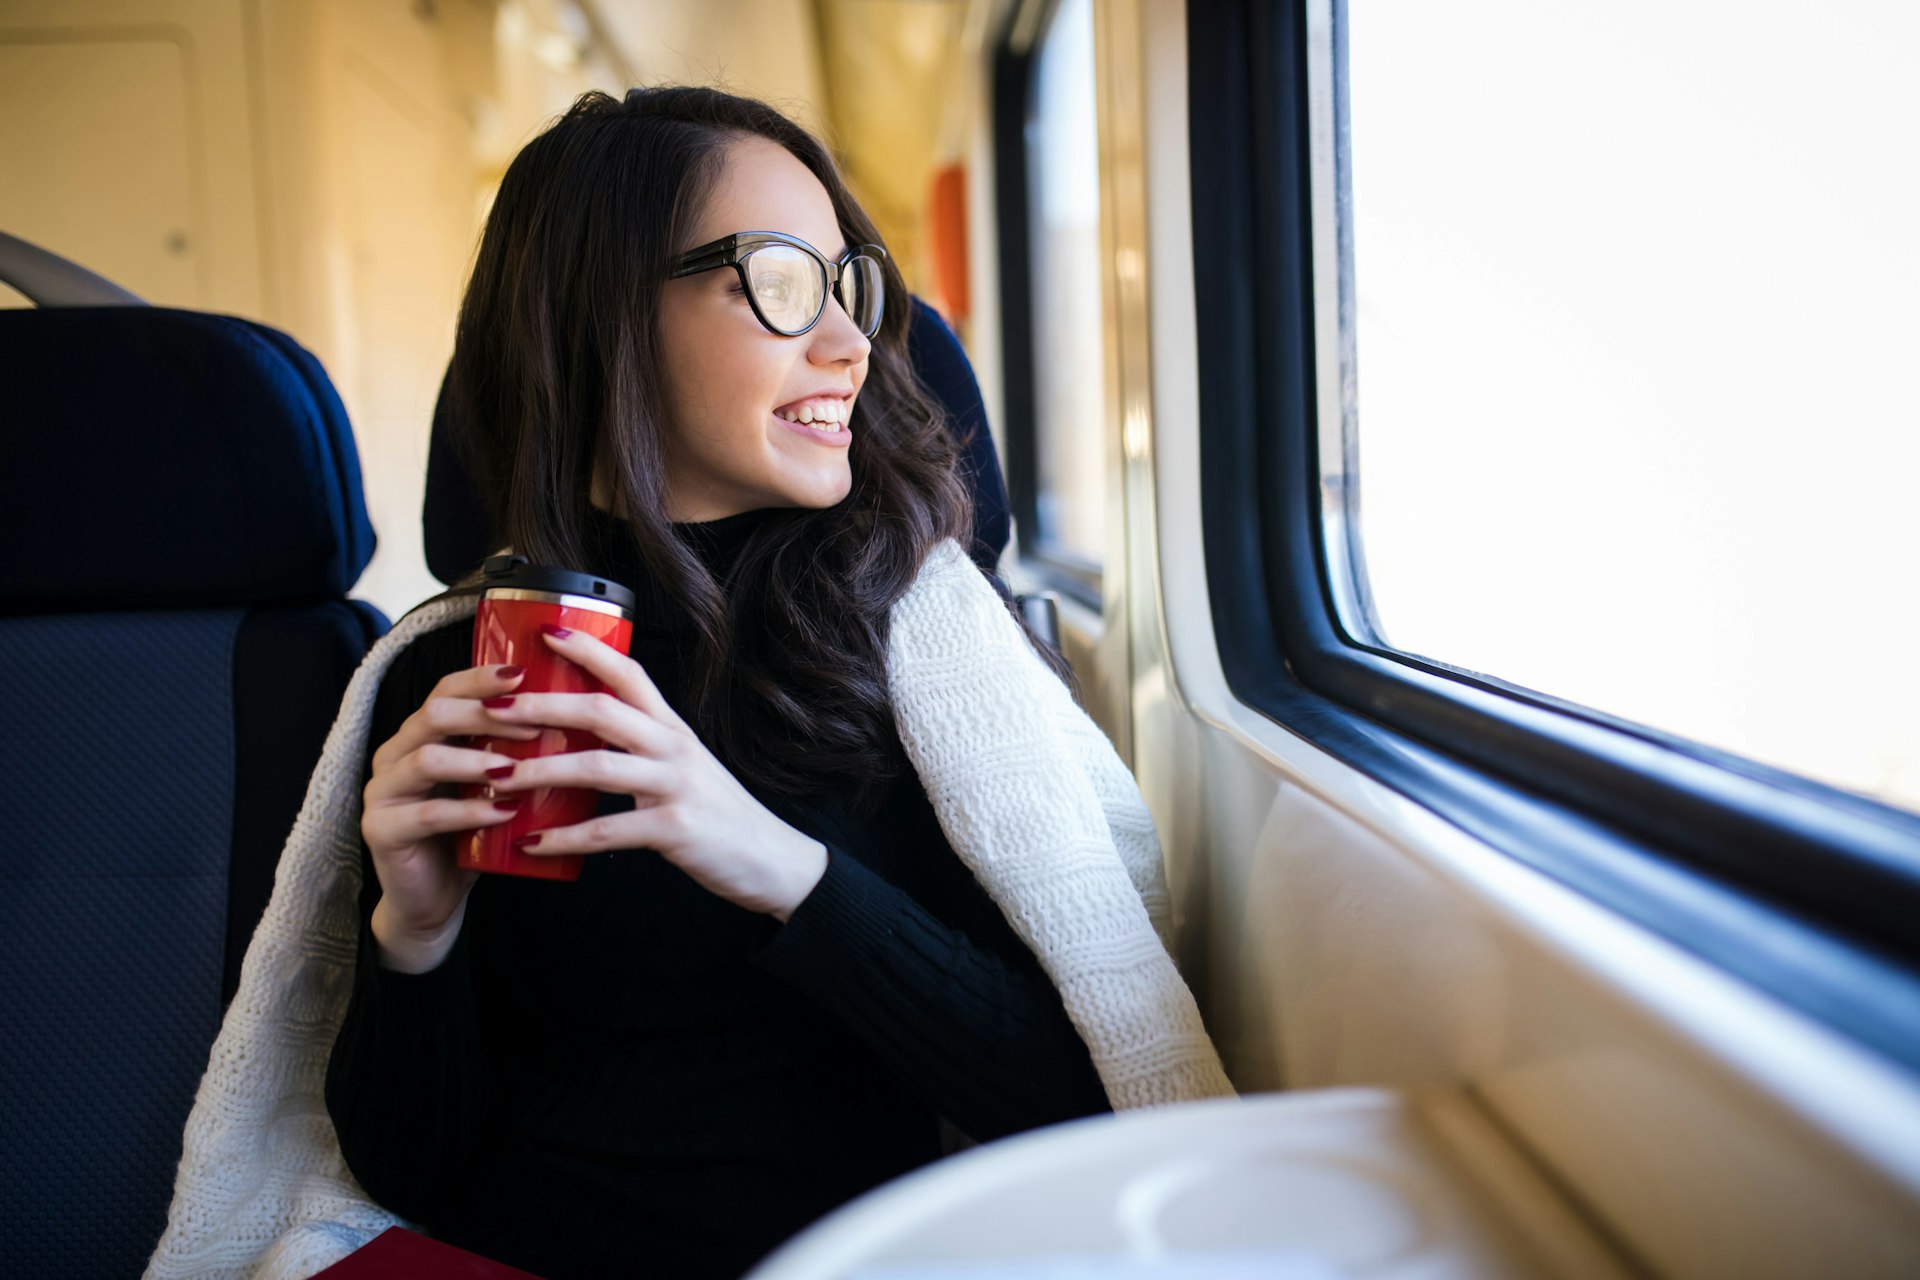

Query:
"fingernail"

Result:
[[496, 664, 526, 681], [482, 696, 516, 709], [485, 764, 516, 780], [540, 624, 573, 640], [492, 798, 523, 812], [514, 834, 543, 852]]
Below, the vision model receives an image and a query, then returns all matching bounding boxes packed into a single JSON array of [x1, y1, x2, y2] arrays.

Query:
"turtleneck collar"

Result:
[[672, 506, 771, 570], [582, 504, 776, 637]]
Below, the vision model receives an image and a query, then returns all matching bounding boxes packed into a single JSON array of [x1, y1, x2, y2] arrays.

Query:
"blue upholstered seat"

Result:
[[0, 303, 386, 1279]]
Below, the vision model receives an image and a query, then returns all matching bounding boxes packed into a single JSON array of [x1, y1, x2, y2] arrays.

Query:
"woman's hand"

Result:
[[481, 626, 829, 920], [360, 663, 539, 971]]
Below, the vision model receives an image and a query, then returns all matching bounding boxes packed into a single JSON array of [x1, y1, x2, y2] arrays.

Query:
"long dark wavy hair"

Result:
[[444, 85, 1078, 811]]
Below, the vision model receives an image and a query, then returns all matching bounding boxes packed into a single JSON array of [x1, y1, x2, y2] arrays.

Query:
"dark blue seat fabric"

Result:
[[0, 610, 239, 1280], [422, 295, 1012, 585], [1, 308, 377, 611], [0, 305, 385, 1279], [907, 298, 1012, 576]]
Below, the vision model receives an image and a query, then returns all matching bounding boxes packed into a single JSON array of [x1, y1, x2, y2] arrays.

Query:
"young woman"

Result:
[[322, 87, 1115, 1279]]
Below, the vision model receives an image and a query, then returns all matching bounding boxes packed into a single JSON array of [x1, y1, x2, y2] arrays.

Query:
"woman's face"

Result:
[[654, 135, 871, 522]]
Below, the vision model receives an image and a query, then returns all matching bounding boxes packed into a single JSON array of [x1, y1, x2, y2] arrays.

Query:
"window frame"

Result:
[[993, 0, 1106, 610], [1188, 0, 1920, 1067]]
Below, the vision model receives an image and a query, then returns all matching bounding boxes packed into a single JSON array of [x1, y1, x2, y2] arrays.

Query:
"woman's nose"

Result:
[[809, 294, 871, 364]]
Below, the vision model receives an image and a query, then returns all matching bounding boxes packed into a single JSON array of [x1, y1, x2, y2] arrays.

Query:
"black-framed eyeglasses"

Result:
[[670, 231, 887, 338]]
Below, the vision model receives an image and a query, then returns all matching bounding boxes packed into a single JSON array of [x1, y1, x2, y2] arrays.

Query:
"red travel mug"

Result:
[[458, 555, 636, 881]]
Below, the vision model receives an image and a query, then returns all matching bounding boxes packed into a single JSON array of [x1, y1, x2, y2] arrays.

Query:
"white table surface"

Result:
[[746, 1088, 1635, 1280]]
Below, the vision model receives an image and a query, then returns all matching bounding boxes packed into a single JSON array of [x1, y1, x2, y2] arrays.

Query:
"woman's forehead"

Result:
[[691, 136, 845, 257]]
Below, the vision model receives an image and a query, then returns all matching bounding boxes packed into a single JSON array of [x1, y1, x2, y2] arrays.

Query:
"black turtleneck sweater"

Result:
[[324, 508, 1111, 1280]]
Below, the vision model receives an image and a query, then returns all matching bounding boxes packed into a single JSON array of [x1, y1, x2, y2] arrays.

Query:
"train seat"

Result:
[[0, 293, 386, 1279]]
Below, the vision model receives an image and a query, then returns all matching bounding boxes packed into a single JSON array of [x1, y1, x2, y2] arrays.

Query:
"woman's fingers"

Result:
[[371, 664, 537, 773], [480, 689, 682, 758], [363, 793, 518, 851], [365, 739, 524, 807], [487, 747, 674, 800], [537, 627, 692, 733], [516, 803, 685, 858]]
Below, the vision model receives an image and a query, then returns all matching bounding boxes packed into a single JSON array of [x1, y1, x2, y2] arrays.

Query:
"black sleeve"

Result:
[[751, 848, 1112, 1144], [324, 623, 491, 1223]]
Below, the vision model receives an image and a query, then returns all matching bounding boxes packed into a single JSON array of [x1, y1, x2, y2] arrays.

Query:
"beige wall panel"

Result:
[[247, 0, 499, 616], [590, 0, 827, 135], [0, 0, 263, 314], [332, 57, 473, 615], [0, 38, 196, 305], [812, 0, 966, 291], [0, 36, 197, 303], [955, 0, 1008, 474]]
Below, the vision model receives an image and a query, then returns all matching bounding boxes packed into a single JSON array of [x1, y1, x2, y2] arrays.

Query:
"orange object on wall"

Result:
[[924, 163, 970, 328]]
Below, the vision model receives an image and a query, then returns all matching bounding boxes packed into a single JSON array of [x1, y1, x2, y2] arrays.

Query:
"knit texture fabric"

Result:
[[887, 543, 1233, 1110], [143, 539, 1234, 1280]]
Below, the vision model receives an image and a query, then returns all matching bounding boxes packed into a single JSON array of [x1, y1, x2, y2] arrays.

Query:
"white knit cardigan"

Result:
[[144, 538, 1235, 1280]]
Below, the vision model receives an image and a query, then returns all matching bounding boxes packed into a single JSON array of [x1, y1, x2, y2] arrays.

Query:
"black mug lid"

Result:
[[480, 554, 636, 614]]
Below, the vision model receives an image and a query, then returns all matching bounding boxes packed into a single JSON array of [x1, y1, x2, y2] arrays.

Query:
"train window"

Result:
[[1337, 0, 1920, 814], [995, 0, 1107, 606], [1188, 0, 1920, 1067]]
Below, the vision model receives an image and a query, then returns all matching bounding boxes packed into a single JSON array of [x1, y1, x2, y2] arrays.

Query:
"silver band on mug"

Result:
[[483, 588, 632, 621]]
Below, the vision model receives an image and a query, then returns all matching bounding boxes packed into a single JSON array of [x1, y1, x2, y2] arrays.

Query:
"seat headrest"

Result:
[[0, 307, 376, 612]]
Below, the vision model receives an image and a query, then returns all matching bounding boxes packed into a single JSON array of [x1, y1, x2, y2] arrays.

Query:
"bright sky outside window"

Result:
[[1345, 0, 1920, 809], [1027, 0, 1106, 575]]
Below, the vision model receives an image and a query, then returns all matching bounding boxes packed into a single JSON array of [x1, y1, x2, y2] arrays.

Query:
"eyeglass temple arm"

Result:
[[670, 238, 885, 281], [669, 248, 734, 278]]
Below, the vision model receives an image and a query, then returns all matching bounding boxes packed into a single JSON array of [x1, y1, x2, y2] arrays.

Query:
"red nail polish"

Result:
[[482, 696, 516, 709], [496, 664, 525, 681], [540, 624, 573, 640], [514, 834, 543, 852], [492, 798, 523, 812], [485, 764, 516, 780]]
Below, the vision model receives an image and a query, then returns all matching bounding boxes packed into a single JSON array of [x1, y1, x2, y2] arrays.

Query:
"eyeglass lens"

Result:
[[838, 254, 884, 337], [745, 245, 884, 336], [746, 246, 826, 335]]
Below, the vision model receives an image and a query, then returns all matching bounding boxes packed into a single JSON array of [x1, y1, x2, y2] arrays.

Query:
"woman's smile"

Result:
[[773, 394, 850, 425], [772, 391, 854, 445], [772, 407, 852, 446]]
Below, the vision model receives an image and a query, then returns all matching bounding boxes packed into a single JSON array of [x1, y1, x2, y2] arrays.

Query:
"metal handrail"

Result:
[[0, 231, 146, 307]]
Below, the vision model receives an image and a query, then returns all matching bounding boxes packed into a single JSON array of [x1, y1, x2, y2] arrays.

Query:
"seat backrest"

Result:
[[422, 295, 1016, 584], [0, 303, 385, 1279]]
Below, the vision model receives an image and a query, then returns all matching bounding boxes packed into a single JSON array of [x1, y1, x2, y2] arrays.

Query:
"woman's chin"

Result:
[[765, 472, 851, 512], [806, 474, 854, 509]]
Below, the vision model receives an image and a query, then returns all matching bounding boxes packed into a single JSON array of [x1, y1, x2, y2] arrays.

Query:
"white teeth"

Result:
[[777, 400, 847, 427]]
